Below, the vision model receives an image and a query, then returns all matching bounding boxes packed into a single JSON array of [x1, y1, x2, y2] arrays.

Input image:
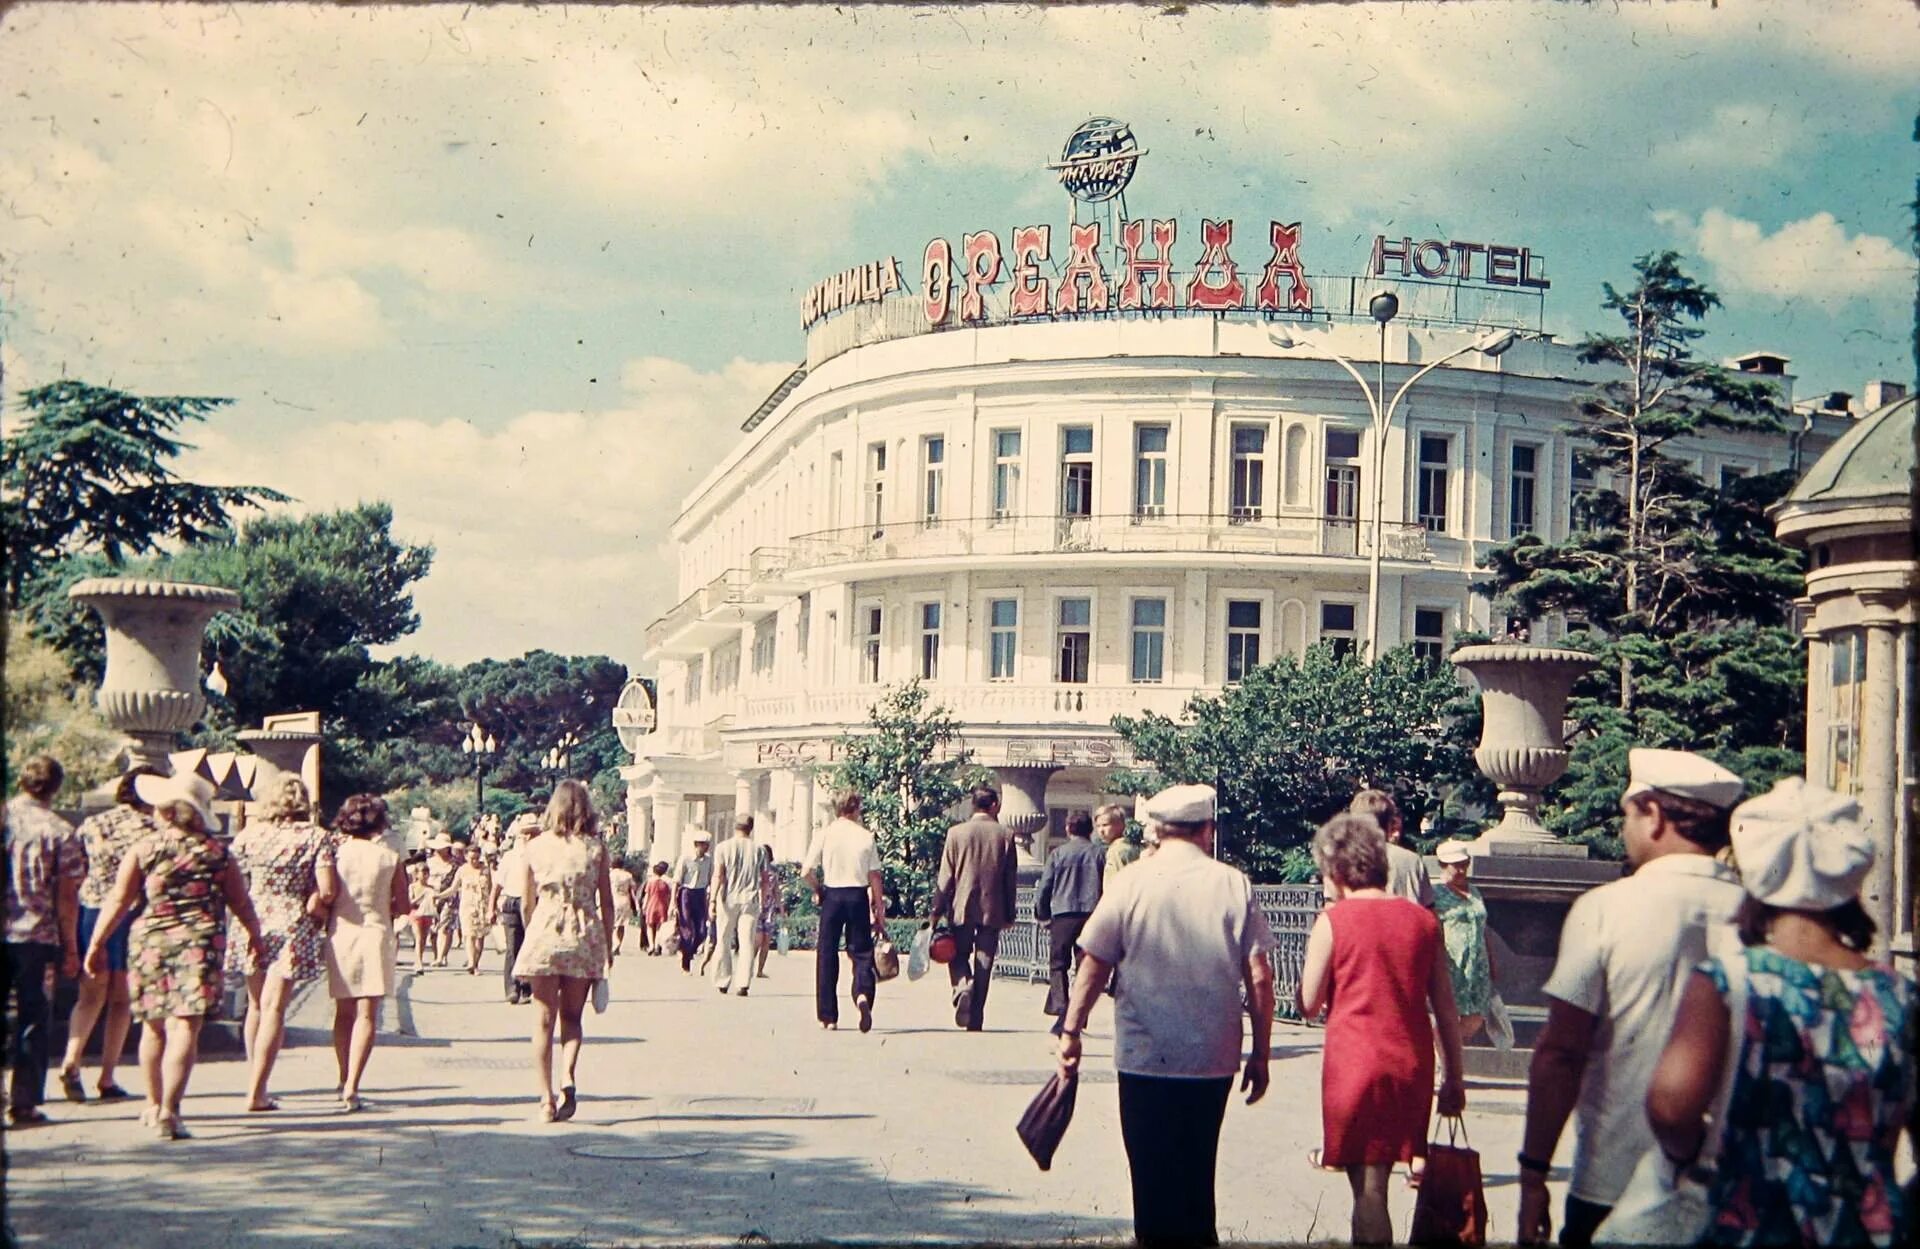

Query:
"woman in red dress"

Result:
[[1300, 813, 1467, 1245]]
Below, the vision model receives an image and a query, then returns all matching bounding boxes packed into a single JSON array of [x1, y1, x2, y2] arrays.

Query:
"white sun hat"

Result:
[[133, 772, 217, 826]]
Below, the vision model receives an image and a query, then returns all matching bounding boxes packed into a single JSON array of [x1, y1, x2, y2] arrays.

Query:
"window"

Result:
[[988, 598, 1019, 681], [1320, 602, 1358, 660], [751, 621, 776, 674], [683, 657, 704, 704], [1413, 608, 1447, 664], [1134, 425, 1169, 517], [1060, 426, 1094, 517], [1503, 613, 1531, 642], [1508, 444, 1538, 537], [827, 452, 844, 529], [1828, 631, 1865, 793], [992, 430, 1022, 520], [1130, 598, 1166, 683], [921, 436, 945, 526], [1226, 600, 1262, 682], [859, 605, 882, 684], [1325, 429, 1362, 520], [796, 593, 811, 661], [1719, 464, 1749, 492], [918, 602, 941, 680], [1570, 446, 1596, 531], [1230, 425, 1266, 520], [1416, 434, 1450, 532], [1056, 597, 1091, 683], [1282, 424, 1306, 507], [712, 642, 740, 693], [864, 442, 887, 531]]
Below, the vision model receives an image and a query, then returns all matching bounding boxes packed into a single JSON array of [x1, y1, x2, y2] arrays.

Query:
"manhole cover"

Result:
[[671, 1096, 815, 1115], [946, 1069, 1115, 1085], [571, 1142, 710, 1161]]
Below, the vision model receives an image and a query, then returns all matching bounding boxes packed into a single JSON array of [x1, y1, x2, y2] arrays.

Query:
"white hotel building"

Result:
[[624, 245, 1862, 871]]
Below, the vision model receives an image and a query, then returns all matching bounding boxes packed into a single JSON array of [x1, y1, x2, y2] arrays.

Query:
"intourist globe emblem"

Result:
[[1047, 117, 1146, 203]]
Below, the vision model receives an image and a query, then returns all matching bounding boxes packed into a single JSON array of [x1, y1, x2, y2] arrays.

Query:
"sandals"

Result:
[[536, 1100, 557, 1123], [155, 1113, 190, 1140], [59, 1069, 86, 1102], [1306, 1148, 1342, 1172], [246, 1099, 281, 1113], [338, 1094, 363, 1113], [96, 1083, 134, 1101], [556, 1085, 577, 1121]]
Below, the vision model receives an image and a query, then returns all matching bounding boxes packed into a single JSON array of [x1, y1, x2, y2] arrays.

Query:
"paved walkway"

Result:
[[7, 940, 1554, 1246]]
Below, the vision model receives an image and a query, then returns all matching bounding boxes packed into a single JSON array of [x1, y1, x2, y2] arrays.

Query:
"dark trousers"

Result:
[[814, 887, 875, 1025], [1119, 1073, 1232, 1249], [677, 887, 709, 971], [6, 943, 56, 1113], [499, 898, 527, 1001], [948, 923, 1001, 1030], [1045, 913, 1091, 1019], [1560, 1195, 1612, 1249]]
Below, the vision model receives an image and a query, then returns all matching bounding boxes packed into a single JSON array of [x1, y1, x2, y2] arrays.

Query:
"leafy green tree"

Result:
[[1110, 644, 1473, 882], [2, 619, 123, 796], [2, 381, 287, 603], [1482, 252, 1807, 851], [455, 650, 630, 808], [824, 680, 982, 917]]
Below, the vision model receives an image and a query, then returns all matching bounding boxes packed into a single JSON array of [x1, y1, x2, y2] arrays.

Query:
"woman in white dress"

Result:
[[512, 780, 614, 1123], [324, 794, 410, 1112]]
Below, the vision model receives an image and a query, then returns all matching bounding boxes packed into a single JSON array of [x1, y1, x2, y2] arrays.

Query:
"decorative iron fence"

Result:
[[993, 882, 1325, 1022]]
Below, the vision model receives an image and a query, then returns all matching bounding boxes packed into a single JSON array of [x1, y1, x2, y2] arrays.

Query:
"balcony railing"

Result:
[[786, 512, 1429, 574], [740, 681, 1204, 729], [643, 568, 756, 656]]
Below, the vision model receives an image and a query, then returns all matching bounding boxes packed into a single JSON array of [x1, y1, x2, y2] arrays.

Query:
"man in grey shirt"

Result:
[[710, 815, 764, 997], [1348, 789, 1433, 907], [1034, 809, 1105, 1037]]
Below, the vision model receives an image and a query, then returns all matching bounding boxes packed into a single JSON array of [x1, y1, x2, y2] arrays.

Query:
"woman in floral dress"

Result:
[[1430, 839, 1496, 1041], [226, 776, 336, 1112], [512, 780, 614, 1123], [84, 772, 265, 1141], [455, 850, 493, 973], [424, 835, 461, 967], [1649, 778, 1916, 1248]]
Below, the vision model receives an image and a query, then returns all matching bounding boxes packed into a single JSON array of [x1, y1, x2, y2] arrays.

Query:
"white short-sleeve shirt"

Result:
[[802, 818, 881, 889], [1077, 845, 1276, 1079], [1541, 853, 1744, 1205]]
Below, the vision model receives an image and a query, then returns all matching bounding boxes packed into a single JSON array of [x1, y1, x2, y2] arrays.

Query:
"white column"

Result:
[[651, 787, 686, 870], [1802, 619, 1828, 773], [1859, 594, 1902, 957]]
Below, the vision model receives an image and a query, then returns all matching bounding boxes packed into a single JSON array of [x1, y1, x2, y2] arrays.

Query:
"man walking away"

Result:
[[801, 792, 884, 1032], [1035, 809, 1104, 1036], [1057, 783, 1274, 1249], [492, 815, 537, 1004], [5, 755, 83, 1127], [710, 815, 763, 997], [671, 831, 714, 973], [1517, 748, 1746, 1247], [1347, 789, 1433, 907], [931, 785, 1018, 1031]]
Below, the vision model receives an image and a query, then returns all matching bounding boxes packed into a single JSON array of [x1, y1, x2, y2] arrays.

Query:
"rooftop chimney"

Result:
[[1862, 380, 1908, 411], [1822, 391, 1853, 414]]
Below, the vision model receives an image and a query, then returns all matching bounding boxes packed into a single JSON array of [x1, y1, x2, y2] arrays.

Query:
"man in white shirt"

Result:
[[1346, 789, 1433, 908], [710, 815, 764, 998], [671, 831, 715, 974], [490, 815, 539, 1004], [800, 790, 885, 1033], [1517, 748, 1747, 1247], [1057, 783, 1276, 1249]]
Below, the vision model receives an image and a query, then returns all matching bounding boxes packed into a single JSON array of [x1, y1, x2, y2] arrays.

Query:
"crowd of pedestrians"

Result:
[[7, 742, 1914, 1249]]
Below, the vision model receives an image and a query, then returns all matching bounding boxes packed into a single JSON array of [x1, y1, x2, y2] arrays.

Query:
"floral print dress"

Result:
[[1431, 882, 1493, 1016], [128, 826, 234, 1021], [511, 833, 609, 981], [225, 820, 334, 981], [1701, 944, 1916, 1248]]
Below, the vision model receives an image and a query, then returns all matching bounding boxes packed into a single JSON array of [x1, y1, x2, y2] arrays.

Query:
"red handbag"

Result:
[[1410, 1115, 1487, 1247]]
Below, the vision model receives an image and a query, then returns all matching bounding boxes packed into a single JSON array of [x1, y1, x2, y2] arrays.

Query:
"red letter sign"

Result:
[[1254, 221, 1313, 313], [960, 231, 1003, 323], [1185, 218, 1245, 310], [1118, 218, 1178, 311], [1009, 225, 1051, 318], [923, 237, 953, 326], [1054, 222, 1112, 315]]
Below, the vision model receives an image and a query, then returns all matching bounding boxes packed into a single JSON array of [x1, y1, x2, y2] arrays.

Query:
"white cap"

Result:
[[133, 772, 216, 826], [427, 833, 454, 850], [1623, 748, 1745, 811], [1732, 777, 1875, 912], [692, 829, 713, 843], [1435, 839, 1472, 864], [1143, 783, 1216, 825]]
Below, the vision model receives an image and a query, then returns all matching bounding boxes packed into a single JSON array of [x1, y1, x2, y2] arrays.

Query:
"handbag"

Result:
[[873, 935, 901, 981], [1015, 1069, 1078, 1170], [907, 924, 933, 981], [591, 976, 611, 1014], [1485, 992, 1515, 1052], [1409, 1115, 1488, 1247], [1593, 948, 1749, 1245]]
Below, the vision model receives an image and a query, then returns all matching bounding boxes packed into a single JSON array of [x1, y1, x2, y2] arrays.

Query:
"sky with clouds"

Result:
[[3, 2, 1913, 671]]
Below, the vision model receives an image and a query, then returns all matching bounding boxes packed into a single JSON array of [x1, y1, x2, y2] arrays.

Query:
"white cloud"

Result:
[[1653, 104, 1803, 171], [1654, 208, 1915, 311], [176, 356, 795, 669]]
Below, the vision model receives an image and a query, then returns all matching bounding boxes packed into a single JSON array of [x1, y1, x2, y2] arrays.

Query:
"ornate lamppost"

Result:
[[461, 723, 497, 811], [543, 729, 580, 779]]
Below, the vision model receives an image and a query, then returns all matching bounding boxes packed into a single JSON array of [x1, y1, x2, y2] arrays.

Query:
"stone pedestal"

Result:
[[68, 578, 239, 771]]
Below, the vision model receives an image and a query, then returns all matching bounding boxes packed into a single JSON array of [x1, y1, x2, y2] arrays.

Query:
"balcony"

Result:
[[738, 681, 1205, 731], [785, 512, 1430, 575], [643, 568, 786, 658]]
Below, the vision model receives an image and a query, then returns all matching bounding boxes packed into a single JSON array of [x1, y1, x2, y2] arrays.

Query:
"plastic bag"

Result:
[[591, 977, 610, 1015], [1486, 992, 1515, 1052], [873, 937, 901, 981], [776, 922, 792, 955], [907, 924, 932, 981]]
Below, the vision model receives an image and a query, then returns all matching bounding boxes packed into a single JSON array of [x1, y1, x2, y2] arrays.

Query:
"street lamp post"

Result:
[[542, 729, 581, 780], [1270, 308, 1521, 656], [461, 723, 497, 812]]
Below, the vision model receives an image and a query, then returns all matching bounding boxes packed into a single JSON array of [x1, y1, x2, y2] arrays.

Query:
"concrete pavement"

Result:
[[5, 938, 1560, 1246]]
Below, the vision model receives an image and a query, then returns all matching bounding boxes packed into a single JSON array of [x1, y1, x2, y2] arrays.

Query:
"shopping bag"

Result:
[[1015, 1069, 1078, 1170], [1485, 993, 1515, 1052], [776, 922, 792, 955], [591, 977, 611, 1015], [873, 936, 901, 981], [907, 924, 932, 981], [1409, 1115, 1487, 1247]]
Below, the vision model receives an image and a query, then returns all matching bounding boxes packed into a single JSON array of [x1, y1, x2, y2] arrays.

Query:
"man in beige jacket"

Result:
[[931, 785, 1019, 1031]]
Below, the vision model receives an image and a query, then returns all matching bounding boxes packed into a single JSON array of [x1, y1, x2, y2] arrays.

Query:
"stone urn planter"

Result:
[[68, 578, 240, 770], [1450, 643, 1598, 850]]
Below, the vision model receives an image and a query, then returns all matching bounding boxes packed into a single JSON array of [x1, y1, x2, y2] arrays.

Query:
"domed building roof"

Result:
[[1784, 393, 1915, 504]]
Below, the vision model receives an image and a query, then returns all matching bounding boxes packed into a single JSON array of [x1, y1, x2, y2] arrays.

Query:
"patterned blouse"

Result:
[[77, 804, 159, 909], [1701, 944, 1916, 1248]]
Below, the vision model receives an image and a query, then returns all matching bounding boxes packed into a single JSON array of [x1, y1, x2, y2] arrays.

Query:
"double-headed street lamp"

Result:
[[543, 729, 581, 779], [1270, 297, 1523, 658], [461, 723, 497, 811]]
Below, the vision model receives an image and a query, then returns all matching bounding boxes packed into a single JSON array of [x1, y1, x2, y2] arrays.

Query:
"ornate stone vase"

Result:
[[67, 578, 240, 770], [1450, 643, 1598, 846]]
